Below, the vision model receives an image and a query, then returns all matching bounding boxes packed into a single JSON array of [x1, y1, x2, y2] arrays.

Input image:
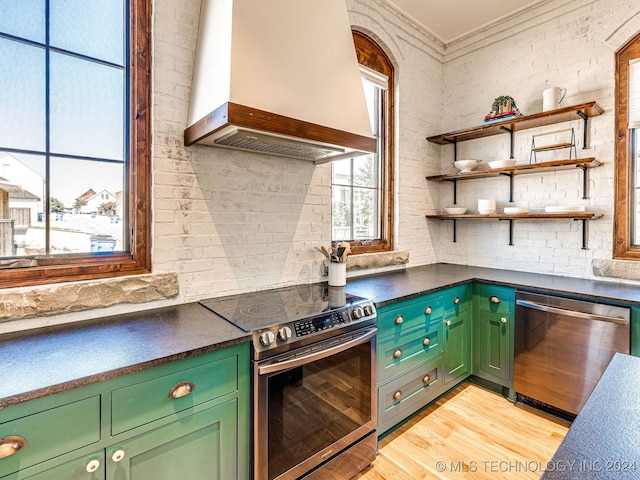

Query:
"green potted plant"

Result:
[[489, 95, 522, 116]]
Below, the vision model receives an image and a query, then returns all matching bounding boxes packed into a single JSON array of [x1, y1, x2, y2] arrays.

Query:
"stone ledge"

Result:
[[0, 273, 179, 322], [347, 250, 410, 271], [592, 259, 640, 282]]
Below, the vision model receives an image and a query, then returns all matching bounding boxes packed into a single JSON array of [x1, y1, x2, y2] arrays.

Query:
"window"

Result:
[[0, 0, 150, 287], [614, 33, 640, 259], [331, 31, 394, 254]]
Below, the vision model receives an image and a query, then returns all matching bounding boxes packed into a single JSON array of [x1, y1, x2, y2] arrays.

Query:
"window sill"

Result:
[[0, 272, 179, 327], [592, 259, 640, 282], [346, 250, 409, 274]]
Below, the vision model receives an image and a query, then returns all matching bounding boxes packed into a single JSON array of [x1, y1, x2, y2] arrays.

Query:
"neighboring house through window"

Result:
[[331, 31, 394, 254], [0, 0, 150, 287]]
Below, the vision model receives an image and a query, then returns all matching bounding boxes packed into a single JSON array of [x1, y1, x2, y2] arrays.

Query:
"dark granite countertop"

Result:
[[0, 302, 250, 408], [3, 263, 639, 410], [541, 353, 640, 479], [346, 263, 640, 308]]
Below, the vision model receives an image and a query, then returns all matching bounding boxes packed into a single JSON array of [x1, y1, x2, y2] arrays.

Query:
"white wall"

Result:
[[433, 0, 640, 279]]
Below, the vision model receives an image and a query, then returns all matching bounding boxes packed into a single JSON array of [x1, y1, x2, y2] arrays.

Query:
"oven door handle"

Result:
[[258, 328, 377, 375]]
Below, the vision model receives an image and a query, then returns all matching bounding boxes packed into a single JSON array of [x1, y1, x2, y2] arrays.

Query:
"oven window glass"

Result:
[[267, 343, 372, 479]]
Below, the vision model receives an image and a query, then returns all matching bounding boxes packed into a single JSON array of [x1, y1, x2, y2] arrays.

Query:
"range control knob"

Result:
[[277, 326, 292, 341], [259, 331, 276, 347], [363, 305, 374, 316], [352, 308, 364, 320]]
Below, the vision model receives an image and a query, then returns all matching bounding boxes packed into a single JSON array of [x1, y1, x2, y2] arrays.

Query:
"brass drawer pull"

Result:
[[0, 436, 27, 459], [393, 390, 403, 401], [490, 296, 501, 304], [423, 336, 430, 347], [424, 306, 432, 315], [445, 320, 451, 326], [423, 374, 431, 384], [454, 296, 461, 305], [501, 317, 508, 324], [86, 459, 101, 473], [112, 449, 125, 462], [168, 381, 196, 399], [393, 348, 403, 359], [394, 315, 404, 325]]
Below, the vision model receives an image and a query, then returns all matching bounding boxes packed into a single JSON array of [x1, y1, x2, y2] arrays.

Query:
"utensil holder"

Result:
[[328, 262, 346, 287]]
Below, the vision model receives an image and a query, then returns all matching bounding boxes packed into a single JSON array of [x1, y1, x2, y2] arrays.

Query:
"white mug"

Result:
[[543, 87, 566, 112]]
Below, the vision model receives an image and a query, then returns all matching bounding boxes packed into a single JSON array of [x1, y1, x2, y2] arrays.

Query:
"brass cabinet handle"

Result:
[[445, 320, 451, 326], [424, 306, 432, 315], [393, 348, 403, 359], [393, 390, 403, 401], [168, 381, 195, 399], [423, 374, 431, 384], [394, 315, 404, 325], [490, 296, 501, 304], [454, 297, 461, 304], [501, 317, 508, 324], [0, 436, 27, 459], [423, 336, 430, 347]]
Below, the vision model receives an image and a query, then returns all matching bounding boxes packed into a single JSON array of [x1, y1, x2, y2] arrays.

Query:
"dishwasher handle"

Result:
[[516, 299, 628, 325]]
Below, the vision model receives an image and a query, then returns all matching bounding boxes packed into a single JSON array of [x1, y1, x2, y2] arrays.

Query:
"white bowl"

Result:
[[488, 159, 517, 169], [478, 199, 496, 215], [504, 207, 529, 214], [544, 205, 586, 213], [478, 208, 496, 215], [453, 159, 481, 173], [445, 207, 467, 215]]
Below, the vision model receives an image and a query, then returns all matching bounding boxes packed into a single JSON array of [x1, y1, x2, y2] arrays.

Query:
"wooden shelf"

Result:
[[425, 212, 601, 220], [426, 158, 601, 182], [426, 101, 603, 145]]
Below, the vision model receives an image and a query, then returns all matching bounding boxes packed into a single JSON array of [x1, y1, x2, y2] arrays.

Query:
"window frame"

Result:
[[0, 0, 151, 288], [338, 30, 394, 255], [614, 32, 640, 260]]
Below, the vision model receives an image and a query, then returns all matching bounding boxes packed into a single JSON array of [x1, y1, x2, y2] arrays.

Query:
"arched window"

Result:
[[614, 33, 640, 259], [331, 31, 394, 253]]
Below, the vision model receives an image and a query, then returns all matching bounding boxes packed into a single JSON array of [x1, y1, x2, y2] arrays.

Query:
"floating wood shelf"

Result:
[[425, 212, 602, 249], [426, 101, 603, 145], [425, 158, 601, 182]]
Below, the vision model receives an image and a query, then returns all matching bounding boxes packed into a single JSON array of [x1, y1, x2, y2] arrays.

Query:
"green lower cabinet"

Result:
[[472, 284, 515, 388], [106, 400, 238, 480]]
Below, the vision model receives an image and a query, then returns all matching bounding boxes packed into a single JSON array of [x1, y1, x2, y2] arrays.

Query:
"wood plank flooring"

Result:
[[354, 383, 569, 480]]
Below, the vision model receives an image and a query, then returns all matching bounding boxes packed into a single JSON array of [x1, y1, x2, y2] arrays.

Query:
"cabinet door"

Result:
[[105, 400, 238, 480], [443, 308, 471, 386], [473, 284, 514, 386], [15, 452, 105, 480]]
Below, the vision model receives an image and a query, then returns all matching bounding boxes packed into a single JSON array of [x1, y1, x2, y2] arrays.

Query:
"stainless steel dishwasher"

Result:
[[514, 291, 630, 416]]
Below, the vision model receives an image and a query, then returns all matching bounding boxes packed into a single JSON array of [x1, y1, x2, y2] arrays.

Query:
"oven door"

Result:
[[253, 326, 377, 480]]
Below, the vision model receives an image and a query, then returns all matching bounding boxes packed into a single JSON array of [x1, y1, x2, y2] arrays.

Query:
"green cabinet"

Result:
[[472, 283, 514, 388], [376, 292, 445, 435], [1, 343, 250, 480], [442, 285, 472, 387]]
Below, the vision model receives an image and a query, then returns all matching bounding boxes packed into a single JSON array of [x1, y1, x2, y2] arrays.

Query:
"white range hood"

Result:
[[184, 0, 377, 163]]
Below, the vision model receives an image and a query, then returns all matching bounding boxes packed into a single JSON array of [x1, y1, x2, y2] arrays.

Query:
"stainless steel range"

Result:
[[200, 283, 377, 480]]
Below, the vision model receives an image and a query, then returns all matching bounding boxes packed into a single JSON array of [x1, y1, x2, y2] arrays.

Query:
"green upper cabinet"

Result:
[[472, 283, 515, 387], [442, 284, 472, 386]]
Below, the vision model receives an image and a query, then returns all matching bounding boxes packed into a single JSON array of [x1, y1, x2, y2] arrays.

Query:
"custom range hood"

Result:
[[184, 0, 377, 163]]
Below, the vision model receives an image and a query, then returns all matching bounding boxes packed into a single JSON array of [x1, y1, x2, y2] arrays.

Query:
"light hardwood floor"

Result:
[[354, 383, 569, 480]]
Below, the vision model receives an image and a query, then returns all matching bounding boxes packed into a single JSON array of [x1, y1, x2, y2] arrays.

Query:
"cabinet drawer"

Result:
[[474, 284, 514, 314], [378, 359, 443, 433], [442, 285, 472, 314], [378, 321, 442, 382], [0, 396, 100, 477], [111, 354, 238, 435], [377, 296, 442, 340]]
